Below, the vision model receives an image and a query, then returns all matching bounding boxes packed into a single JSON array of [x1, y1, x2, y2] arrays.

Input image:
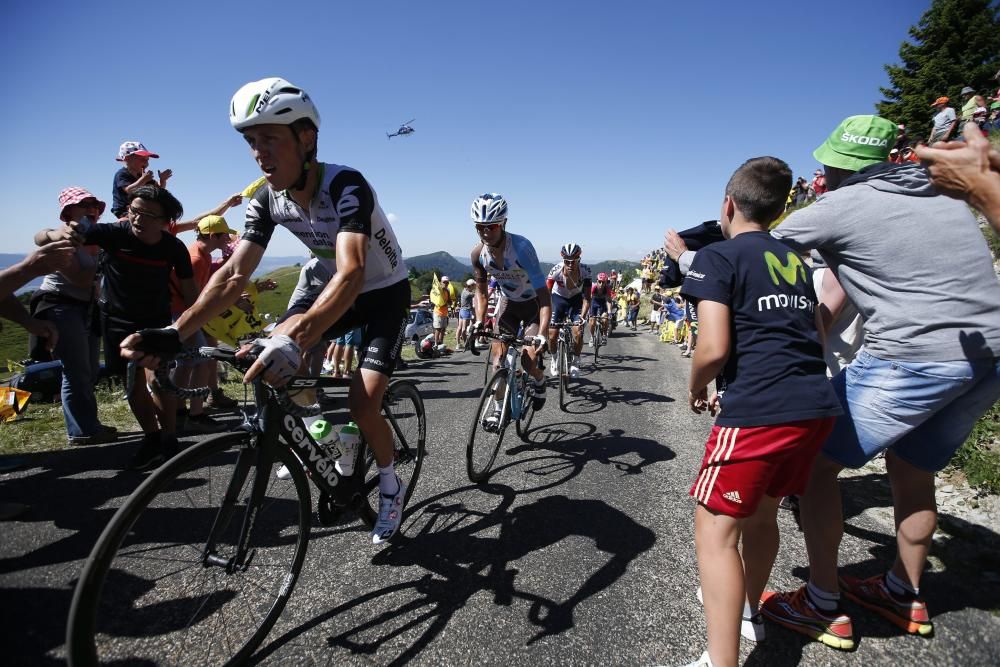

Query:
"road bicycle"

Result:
[[550, 319, 580, 411], [589, 314, 609, 364], [464, 327, 541, 482], [66, 346, 426, 666]]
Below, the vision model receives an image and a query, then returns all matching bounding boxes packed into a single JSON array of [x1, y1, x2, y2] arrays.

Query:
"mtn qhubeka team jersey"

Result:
[[680, 231, 841, 428], [471, 233, 546, 302], [546, 261, 592, 298], [242, 163, 408, 293]]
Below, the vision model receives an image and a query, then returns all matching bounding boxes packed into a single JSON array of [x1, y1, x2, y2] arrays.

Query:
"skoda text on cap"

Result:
[[812, 115, 897, 172]]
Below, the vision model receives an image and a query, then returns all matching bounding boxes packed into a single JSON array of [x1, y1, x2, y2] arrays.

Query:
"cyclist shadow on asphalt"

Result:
[[557, 377, 674, 415], [494, 421, 676, 493], [747, 471, 1000, 663], [254, 484, 656, 665]]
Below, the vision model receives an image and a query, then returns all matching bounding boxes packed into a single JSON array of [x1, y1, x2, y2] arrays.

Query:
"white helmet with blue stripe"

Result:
[[470, 193, 508, 224]]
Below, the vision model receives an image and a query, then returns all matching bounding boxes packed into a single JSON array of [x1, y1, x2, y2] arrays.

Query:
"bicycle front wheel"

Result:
[[361, 380, 427, 526], [558, 340, 568, 411], [467, 368, 509, 483], [67, 431, 311, 667], [591, 327, 600, 364]]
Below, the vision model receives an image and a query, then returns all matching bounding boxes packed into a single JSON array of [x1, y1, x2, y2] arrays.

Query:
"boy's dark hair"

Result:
[[724, 156, 792, 224], [129, 184, 184, 221]]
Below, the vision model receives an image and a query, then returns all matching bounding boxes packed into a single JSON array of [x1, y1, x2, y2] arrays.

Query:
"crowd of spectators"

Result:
[[1, 141, 257, 470]]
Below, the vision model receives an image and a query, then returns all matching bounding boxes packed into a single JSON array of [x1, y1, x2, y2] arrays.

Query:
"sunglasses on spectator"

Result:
[[128, 206, 167, 221], [475, 223, 502, 232]]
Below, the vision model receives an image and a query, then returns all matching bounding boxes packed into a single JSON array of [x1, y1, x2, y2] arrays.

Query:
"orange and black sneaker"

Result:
[[840, 574, 933, 637], [760, 586, 855, 650]]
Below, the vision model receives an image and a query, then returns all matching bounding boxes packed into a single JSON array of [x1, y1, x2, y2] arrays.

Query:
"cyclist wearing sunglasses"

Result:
[[469, 193, 551, 411], [120, 77, 412, 545], [589, 272, 614, 345], [545, 242, 591, 378]]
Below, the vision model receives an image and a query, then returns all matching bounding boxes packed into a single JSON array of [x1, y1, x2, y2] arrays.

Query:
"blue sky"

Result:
[[2, 0, 929, 262]]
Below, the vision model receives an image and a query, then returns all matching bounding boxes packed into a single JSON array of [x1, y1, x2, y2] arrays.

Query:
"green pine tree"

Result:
[[876, 0, 1000, 141]]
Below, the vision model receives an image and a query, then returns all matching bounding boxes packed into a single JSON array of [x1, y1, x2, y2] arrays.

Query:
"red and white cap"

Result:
[[117, 141, 159, 161]]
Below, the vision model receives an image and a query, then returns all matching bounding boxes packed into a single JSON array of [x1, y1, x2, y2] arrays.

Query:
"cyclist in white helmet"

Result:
[[545, 242, 591, 378], [120, 77, 411, 545], [469, 193, 551, 419]]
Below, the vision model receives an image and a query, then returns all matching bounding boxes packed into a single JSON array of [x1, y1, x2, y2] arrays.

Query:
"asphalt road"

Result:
[[1, 328, 998, 665]]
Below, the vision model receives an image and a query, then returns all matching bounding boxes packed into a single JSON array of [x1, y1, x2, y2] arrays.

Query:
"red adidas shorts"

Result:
[[690, 418, 835, 518]]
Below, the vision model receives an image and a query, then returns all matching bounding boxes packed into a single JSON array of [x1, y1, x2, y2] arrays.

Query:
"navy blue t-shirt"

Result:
[[84, 221, 193, 327], [111, 167, 137, 218], [680, 231, 841, 427]]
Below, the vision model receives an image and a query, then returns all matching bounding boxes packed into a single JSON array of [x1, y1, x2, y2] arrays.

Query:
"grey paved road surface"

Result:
[[1, 329, 998, 665]]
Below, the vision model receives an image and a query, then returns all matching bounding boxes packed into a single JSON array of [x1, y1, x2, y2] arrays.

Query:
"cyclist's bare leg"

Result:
[[572, 322, 584, 356], [547, 326, 559, 354], [349, 368, 393, 466], [492, 340, 508, 401]]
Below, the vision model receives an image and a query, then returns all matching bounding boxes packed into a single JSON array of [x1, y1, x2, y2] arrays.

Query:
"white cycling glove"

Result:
[[254, 334, 302, 385], [532, 334, 547, 350]]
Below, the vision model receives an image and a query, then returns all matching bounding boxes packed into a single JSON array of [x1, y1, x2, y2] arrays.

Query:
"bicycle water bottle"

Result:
[[308, 420, 340, 460], [336, 422, 361, 476]]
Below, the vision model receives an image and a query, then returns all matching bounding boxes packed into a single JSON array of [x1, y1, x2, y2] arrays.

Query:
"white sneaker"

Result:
[[569, 364, 579, 378], [696, 586, 765, 642], [275, 464, 292, 480], [548, 362, 559, 378], [587, 340, 594, 347], [680, 650, 713, 667], [372, 476, 407, 544]]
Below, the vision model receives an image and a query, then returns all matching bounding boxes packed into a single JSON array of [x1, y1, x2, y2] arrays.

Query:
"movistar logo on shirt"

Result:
[[764, 251, 806, 286], [840, 132, 889, 147]]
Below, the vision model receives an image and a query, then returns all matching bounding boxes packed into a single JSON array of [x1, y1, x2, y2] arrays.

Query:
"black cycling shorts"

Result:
[[551, 293, 584, 324], [282, 279, 409, 377], [493, 297, 541, 337]]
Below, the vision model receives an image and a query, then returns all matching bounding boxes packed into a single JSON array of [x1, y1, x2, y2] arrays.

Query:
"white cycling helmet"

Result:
[[560, 242, 582, 259], [230, 78, 321, 131], [471, 193, 508, 224]]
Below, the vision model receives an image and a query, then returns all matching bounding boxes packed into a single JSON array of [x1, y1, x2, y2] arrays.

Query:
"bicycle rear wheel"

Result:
[[67, 432, 310, 667], [467, 368, 509, 483], [361, 380, 427, 526]]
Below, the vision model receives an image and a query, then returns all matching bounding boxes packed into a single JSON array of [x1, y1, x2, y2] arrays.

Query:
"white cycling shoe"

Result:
[[372, 476, 407, 545]]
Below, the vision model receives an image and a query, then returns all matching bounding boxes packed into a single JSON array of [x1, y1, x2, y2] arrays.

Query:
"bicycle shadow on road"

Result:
[[558, 378, 674, 414], [254, 485, 656, 665], [491, 422, 676, 493]]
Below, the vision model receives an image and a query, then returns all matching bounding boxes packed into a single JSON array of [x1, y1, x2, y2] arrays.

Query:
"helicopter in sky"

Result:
[[386, 119, 416, 139]]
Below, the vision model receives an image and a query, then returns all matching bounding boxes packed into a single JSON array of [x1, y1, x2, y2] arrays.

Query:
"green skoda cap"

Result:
[[812, 115, 897, 172]]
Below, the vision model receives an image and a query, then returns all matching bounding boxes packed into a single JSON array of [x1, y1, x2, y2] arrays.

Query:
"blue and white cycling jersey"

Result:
[[471, 233, 546, 303]]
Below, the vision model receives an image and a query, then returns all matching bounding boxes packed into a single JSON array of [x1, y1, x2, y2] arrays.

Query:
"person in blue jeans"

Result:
[[32, 187, 117, 445]]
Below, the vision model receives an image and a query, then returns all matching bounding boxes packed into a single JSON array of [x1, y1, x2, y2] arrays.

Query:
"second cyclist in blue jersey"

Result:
[[469, 193, 551, 414], [120, 77, 411, 544]]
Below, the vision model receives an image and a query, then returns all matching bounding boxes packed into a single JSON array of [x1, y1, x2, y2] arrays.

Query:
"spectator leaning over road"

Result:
[[678, 156, 842, 667], [433, 276, 452, 346], [43, 184, 198, 471], [928, 96, 957, 144], [31, 188, 117, 445], [917, 121, 1000, 235], [749, 115, 1000, 651], [111, 142, 171, 219]]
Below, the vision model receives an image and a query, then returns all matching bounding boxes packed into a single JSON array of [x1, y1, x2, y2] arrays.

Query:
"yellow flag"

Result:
[[429, 272, 445, 306], [242, 176, 267, 199]]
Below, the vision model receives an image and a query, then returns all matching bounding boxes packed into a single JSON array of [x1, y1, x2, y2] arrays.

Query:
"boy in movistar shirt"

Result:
[[678, 157, 842, 667]]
